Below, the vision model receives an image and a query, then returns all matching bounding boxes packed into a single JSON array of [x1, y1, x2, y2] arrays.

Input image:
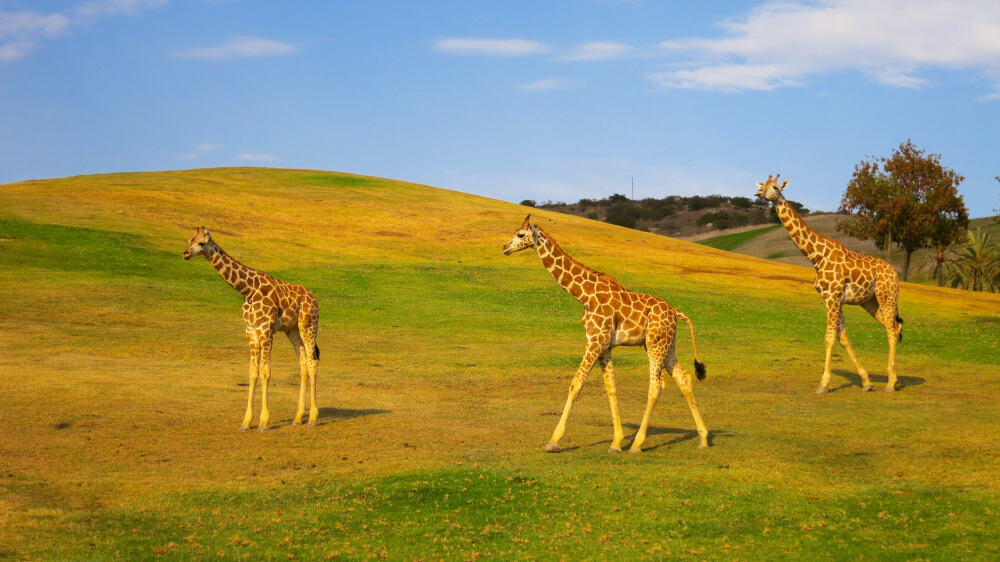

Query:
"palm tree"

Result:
[[944, 228, 1000, 292]]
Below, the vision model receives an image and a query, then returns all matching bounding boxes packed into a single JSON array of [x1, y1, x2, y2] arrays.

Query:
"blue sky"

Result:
[[2, 0, 999, 216]]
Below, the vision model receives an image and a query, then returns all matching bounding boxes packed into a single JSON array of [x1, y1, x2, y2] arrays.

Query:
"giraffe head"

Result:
[[183, 226, 216, 260], [755, 174, 790, 203], [502, 214, 539, 255]]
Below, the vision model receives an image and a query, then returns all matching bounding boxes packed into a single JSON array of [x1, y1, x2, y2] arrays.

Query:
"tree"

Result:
[[945, 228, 1000, 292], [837, 140, 968, 282], [838, 159, 905, 261], [884, 140, 967, 283], [520, 199, 536, 208]]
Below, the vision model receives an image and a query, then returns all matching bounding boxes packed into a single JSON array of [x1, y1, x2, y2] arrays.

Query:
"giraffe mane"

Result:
[[536, 226, 626, 290]]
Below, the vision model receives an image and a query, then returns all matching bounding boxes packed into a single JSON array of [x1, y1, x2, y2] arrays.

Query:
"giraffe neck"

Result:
[[534, 227, 600, 304], [206, 243, 259, 298], [773, 197, 832, 266]]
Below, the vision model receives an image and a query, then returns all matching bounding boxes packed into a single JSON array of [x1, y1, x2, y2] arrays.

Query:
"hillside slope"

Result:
[[727, 213, 1000, 283], [2, 168, 998, 559]]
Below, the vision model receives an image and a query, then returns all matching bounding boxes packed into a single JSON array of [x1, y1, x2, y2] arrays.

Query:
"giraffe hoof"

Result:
[[239, 426, 251, 432], [696, 442, 709, 450], [291, 420, 301, 426], [608, 447, 622, 454], [815, 385, 828, 395], [258, 426, 270, 432], [884, 385, 896, 393], [307, 421, 317, 428], [543, 442, 561, 452], [862, 384, 874, 392], [627, 447, 642, 455]]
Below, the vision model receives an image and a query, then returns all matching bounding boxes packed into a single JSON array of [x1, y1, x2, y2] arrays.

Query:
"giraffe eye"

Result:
[[517, 233, 525, 238], [199, 242, 206, 246]]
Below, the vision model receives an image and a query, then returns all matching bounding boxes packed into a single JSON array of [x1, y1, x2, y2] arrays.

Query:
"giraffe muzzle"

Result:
[[182, 251, 192, 260]]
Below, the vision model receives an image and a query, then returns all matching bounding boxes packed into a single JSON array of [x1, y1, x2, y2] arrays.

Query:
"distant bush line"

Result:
[[527, 193, 810, 235]]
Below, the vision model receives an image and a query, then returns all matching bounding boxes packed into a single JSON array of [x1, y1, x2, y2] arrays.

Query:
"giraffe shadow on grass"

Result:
[[827, 369, 926, 393], [267, 407, 390, 429], [625, 425, 731, 451], [568, 426, 731, 452]]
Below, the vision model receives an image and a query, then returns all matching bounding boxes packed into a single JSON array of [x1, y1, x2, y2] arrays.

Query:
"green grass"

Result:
[[30, 469, 999, 560], [2, 168, 999, 560], [698, 224, 782, 251]]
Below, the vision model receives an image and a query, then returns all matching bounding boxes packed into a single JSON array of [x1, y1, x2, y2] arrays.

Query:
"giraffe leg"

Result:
[[599, 351, 625, 453], [885, 324, 899, 392], [288, 331, 308, 426], [669, 355, 709, 450], [241, 339, 261, 431], [629, 328, 670, 454], [877, 302, 901, 393], [817, 297, 842, 394], [546, 337, 605, 452], [257, 336, 274, 431], [837, 312, 871, 391], [301, 320, 320, 427]]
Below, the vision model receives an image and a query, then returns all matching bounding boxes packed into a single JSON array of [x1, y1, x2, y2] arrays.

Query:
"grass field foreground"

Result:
[[1, 168, 999, 559]]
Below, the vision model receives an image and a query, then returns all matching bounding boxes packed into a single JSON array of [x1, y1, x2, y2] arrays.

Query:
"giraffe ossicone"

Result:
[[756, 175, 903, 393], [504, 215, 710, 453], [184, 226, 321, 431]]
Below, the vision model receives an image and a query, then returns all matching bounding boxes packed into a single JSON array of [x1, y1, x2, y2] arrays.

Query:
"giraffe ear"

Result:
[[755, 182, 765, 189], [778, 180, 789, 191], [521, 214, 532, 228]]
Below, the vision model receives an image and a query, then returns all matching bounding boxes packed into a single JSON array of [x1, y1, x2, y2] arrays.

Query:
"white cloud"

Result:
[[0, 41, 36, 61], [73, 0, 167, 18], [651, 0, 1000, 93], [0, 10, 69, 39], [236, 153, 281, 163], [517, 77, 583, 92], [171, 35, 297, 61], [433, 38, 549, 56], [0, 1, 160, 62], [178, 143, 223, 160], [560, 41, 634, 61]]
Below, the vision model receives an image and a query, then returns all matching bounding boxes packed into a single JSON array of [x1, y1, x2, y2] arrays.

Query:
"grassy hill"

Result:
[[2, 168, 999, 559], [708, 213, 1000, 285]]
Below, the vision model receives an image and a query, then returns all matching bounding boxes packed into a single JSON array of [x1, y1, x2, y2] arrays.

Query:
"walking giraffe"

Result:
[[755, 174, 903, 393], [503, 215, 709, 453], [183, 227, 320, 430]]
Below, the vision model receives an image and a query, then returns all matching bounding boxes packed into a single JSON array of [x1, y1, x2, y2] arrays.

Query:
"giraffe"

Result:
[[503, 215, 709, 453], [183, 227, 321, 431], [755, 174, 903, 393]]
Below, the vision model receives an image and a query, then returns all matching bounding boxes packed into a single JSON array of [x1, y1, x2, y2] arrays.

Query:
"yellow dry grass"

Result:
[[1, 168, 998, 556]]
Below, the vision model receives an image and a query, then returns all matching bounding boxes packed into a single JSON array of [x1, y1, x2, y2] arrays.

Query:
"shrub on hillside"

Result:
[[605, 201, 640, 228], [639, 198, 676, 221], [520, 199, 536, 207], [697, 211, 732, 228]]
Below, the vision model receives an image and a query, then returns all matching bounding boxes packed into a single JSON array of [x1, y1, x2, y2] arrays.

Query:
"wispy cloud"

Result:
[[178, 142, 222, 160], [433, 38, 549, 56], [73, 0, 167, 18], [171, 35, 297, 61], [236, 153, 281, 163], [517, 77, 583, 92], [560, 41, 634, 61], [650, 0, 1000, 93], [0, 1, 161, 61]]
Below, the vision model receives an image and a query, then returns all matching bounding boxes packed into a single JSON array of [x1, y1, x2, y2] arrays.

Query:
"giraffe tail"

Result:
[[678, 312, 706, 381], [313, 345, 320, 360], [896, 314, 904, 343]]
